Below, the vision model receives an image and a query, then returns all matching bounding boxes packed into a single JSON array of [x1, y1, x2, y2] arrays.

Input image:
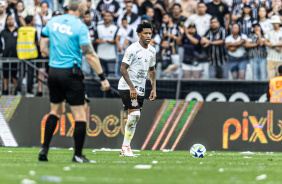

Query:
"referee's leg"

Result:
[[39, 102, 65, 161], [70, 102, 88, 160]]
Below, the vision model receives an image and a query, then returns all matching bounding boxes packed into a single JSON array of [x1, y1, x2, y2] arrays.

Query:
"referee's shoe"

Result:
[[72, 155, 96, 163]]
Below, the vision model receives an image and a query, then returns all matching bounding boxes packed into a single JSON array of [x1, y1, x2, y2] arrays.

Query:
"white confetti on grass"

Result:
[[21, 179, 36, 184], [219, 168, 224, 173], [256, 174, 267, 181], [29, 170, 36, 176], [243, 156, 252, 159], [63, 167, 71, 171], [152, 161, 158, 164], [134, 165, 152, 169], [240, 151, 254, 155]]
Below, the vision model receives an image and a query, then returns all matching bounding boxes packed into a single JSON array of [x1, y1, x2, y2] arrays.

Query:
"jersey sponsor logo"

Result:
[[53, 23, 73, 35], [137, 69, 147, 79], [145, 59, 148, 62], [131, 99, 139, 107]]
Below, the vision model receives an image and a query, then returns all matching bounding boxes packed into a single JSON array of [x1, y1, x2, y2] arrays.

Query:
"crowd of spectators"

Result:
[[1, 0, 282, 95]]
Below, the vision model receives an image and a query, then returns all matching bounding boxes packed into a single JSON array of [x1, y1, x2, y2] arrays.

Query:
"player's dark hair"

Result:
[[85, 10, 90, 15], [136, 22, 153, 33], [122, 17, 127, 21], [40, 1, 49, 7], [25, 16, 34, 25]]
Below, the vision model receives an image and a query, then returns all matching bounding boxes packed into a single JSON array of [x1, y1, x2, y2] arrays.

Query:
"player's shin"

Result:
[[42, 114, 59, 150], [74, 121, 86, 156], [123, 111, 140, 146]]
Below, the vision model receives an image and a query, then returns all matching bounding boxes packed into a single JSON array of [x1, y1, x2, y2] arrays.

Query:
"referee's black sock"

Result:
[[42, 114, 59, 149], [74, 121, 86, 156]]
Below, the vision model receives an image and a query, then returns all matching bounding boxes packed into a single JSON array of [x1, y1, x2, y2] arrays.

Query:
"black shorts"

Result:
[[3, 63, 17, 78], [119, 90, 144, 110], [48, 67, 86, 106]]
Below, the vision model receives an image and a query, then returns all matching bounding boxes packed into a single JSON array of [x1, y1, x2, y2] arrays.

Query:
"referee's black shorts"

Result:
[[119, 90, 144, 110], [48, 67, 86, 106]]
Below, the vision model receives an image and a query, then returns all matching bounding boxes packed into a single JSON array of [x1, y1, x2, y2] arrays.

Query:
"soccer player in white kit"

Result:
[[118, 22, 157, 156]]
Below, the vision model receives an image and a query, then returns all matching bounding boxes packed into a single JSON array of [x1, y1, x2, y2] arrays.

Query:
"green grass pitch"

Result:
[[0, 147, 281, 184]]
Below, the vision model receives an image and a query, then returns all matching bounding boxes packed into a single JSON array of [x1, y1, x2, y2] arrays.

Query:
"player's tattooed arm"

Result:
[[149, 66, 157, 101], [120, 62, 138, 99], [40, 37, 50, 58], [80, 44, 95, 55]]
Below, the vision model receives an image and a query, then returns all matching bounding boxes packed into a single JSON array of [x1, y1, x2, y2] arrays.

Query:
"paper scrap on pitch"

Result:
[[21, 179, 36, 184], [219, 168, 224, 172], [243, 156, 252, 159], [152, 160, 158, 164], [162, 149, 172, 152], [256, 174, 267, 181], [134, 165, 152, 169], [68, 147, 73, 151], [29, 170, 36, 176], [240, 151, 254, 155], [94, 148, 140, 152], [63, 167, 71, 171]]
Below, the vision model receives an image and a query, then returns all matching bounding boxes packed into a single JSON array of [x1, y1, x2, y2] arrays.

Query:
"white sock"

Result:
[[123, 111, 140, 147]]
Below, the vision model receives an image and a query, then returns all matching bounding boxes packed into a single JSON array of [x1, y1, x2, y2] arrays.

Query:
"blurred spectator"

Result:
[[225, 23, 248, 80], [1, 15, 18, 95], [184, 2, 211, 37], [95, 11, 118, 76], [17, 15, 38, 96], [118, 0, 139, 15], [178, 23, 202, 79], [206, 0, 230, 30], [140, 0, 166, 24], [117, 1, 140, 28], [171, 3, 186, 27], [246, 23, 267, 80], [0, 1, 7, 32], [20, 0, 52, 26], [201, 17, 228, 79], [35, 2, 52, 41], [115, 18, 132, 77], [232, 0, 258, 22], [145, 6, 160, 35], [158, 39, 178, 78], [179, 0, 197, 18], [254, 6, 273, 34], [265, 15, 282, 79], [96, 0, 120, 21], [160, 13, 179, 52], [238, 3, 253, 36], [81, 10, 97, 77], [14, 1, 24, 27], [86, 0, 103, 25], [267, 0, 282, 18]]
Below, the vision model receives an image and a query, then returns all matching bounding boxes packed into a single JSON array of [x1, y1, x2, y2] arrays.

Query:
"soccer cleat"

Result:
[[38, 147, 48, 161], [120, 145, 124, 156], [72, 155, 94, 163], [122, 145, 134, 157]]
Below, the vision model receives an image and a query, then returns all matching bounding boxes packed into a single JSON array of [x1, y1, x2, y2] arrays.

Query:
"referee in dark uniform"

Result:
[[39, 0, 110, 163]]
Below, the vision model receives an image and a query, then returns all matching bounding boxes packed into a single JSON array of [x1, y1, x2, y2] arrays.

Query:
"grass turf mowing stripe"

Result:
[[151, 100, 181, 150]]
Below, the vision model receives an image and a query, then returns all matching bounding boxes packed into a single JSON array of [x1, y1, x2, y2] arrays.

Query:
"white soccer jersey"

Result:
[[118, 42, 156, 96]]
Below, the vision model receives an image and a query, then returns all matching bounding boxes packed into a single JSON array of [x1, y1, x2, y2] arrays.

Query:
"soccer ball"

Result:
[[190, 144, 206, 158]]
